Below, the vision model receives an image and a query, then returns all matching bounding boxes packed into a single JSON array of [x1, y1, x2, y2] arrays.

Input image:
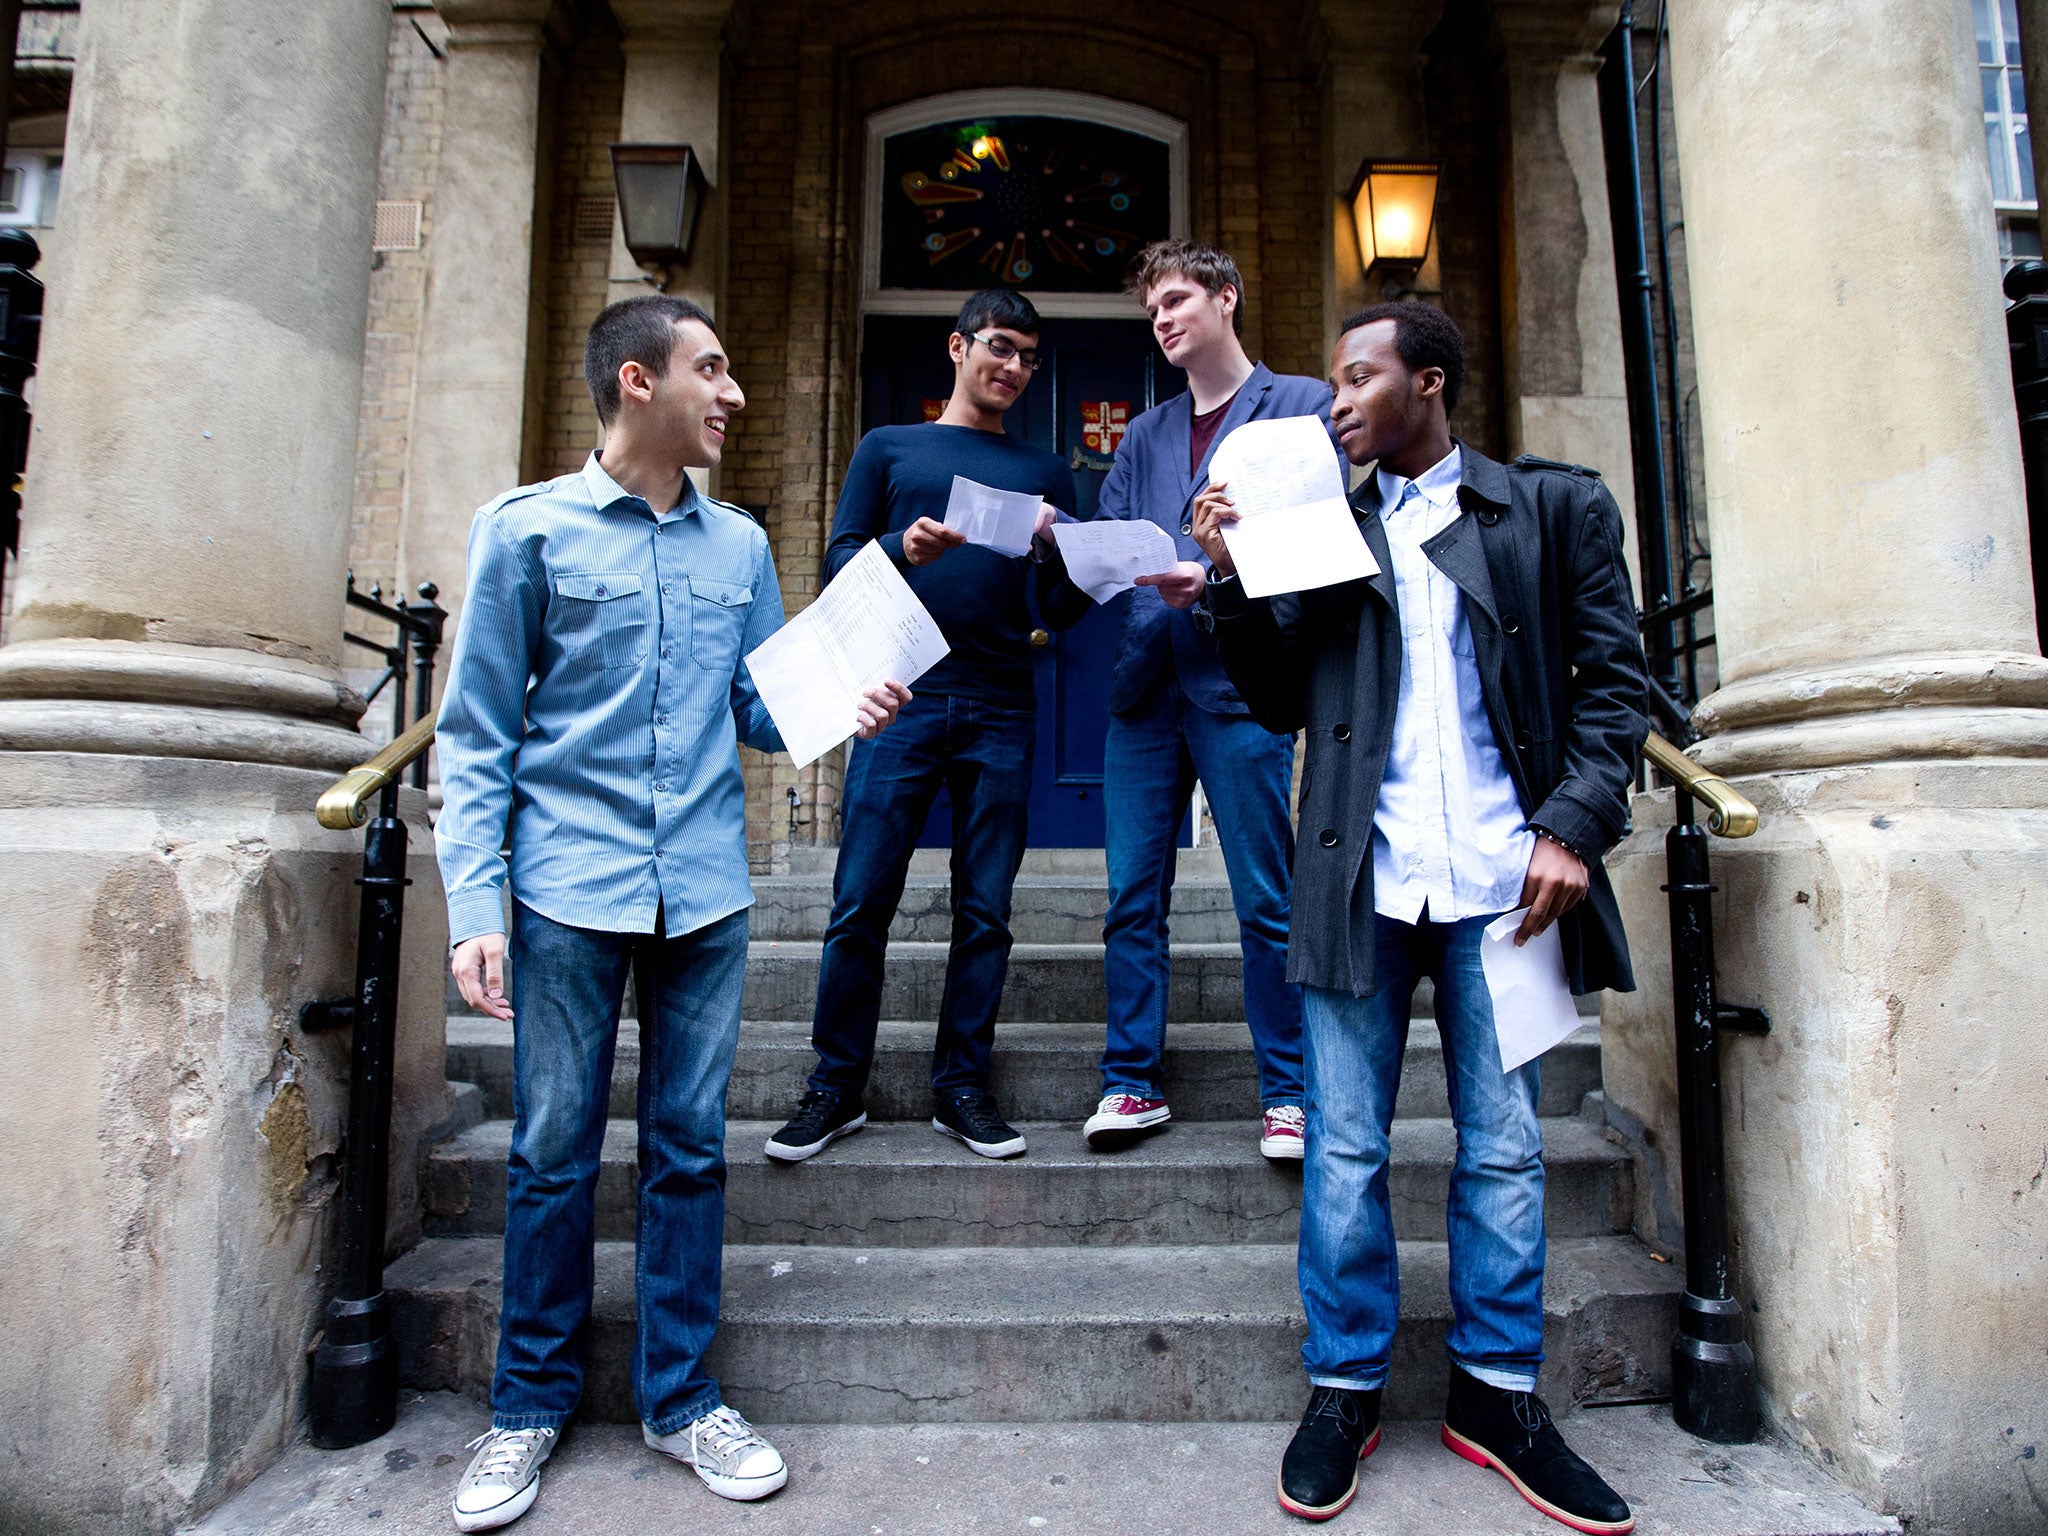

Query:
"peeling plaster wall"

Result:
[[1602, 766, 2048, 1532], [0, 756, 448, 1534]]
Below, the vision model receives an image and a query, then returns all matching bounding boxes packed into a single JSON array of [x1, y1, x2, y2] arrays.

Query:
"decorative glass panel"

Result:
[[878, 115, 1172, 293]]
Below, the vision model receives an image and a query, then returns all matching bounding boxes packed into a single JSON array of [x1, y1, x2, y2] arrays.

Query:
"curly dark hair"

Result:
[[1338, 300, 1466, 415]]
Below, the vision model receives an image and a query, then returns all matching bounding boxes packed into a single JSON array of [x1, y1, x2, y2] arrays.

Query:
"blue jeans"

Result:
[[1298, 910, 1546, 1393], [492, 900, 747, 1434], [809, 692, 1034, 1100], [1100, 671, 1304, 1107]]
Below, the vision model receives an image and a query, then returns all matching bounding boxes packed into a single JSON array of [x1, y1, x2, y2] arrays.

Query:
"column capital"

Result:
[[433, 0, 562, 50], [608, 0, 731, 47], [1483, 0, 1619, 72]]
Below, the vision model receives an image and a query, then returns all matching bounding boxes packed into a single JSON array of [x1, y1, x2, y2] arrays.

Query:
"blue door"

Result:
[[858, 314, 1185, 847]]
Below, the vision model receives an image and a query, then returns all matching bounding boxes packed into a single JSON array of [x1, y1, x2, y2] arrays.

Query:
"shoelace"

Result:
[[1101, 1094, 1152, 1114], [952, 1097, 1011, 1137], [694, 1405, 762, 1460], [1303, 1386, 1361, 1429], [463, 1427, 552, 1480], [1266, 1106, 1306, 1130], [789, 1090, 838, 1128]]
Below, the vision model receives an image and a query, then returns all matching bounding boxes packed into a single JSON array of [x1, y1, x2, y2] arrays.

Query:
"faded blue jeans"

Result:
[[1299, 910, 1546, 1393], [492, 899, 747, 1435], [1100, 671, 1304, 1107]]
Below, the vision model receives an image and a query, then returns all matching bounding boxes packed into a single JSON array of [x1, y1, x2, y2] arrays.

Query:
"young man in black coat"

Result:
[[1189, 303, 1649, 1532]]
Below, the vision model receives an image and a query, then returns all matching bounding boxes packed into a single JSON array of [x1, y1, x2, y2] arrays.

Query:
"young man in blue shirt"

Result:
[[1081, 240, 1340, 1161], [435, 295, 906, 1531], [766, 289, 1089, 1164]]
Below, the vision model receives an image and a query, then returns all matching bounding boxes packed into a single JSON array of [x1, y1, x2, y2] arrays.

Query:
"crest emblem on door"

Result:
[[1081, 400, 1130, 454]]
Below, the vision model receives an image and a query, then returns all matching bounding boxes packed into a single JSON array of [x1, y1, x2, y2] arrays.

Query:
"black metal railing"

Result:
[[301, 576, 443, 1449], [1640, 733, 1766, 1444], [344, 573, 447, 787]]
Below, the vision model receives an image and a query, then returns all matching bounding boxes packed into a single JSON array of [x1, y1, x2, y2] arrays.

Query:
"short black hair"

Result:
[[1338, 301, 1466, 415], [954, 288, 1040, 342], [584, 294, 716, 425]]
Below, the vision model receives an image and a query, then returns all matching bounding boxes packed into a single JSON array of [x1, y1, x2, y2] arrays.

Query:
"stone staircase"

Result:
[[388, 850, 1682, 1427]]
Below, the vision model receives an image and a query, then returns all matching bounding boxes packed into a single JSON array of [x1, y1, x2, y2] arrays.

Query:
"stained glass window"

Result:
[[878, 116, 1172, 293]]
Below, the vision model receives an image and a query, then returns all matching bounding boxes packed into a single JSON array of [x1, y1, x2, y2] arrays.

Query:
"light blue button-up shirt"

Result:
[[1371, 445, 1534, 922], [435, 452, 786, 946]]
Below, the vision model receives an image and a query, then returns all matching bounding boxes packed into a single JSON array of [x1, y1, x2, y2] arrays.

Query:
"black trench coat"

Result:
[[1204, 442, 1650, 999]]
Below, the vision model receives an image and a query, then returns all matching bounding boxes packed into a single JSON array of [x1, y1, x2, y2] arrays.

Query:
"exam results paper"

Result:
[[743, 541, 949, 769], [1207, 415, 1378, 599]]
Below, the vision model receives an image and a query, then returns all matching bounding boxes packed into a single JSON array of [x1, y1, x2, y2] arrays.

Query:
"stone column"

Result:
[[1488, 2, 1638, 581], [396, 0, 557, 620], [607, 1, 731, 324], [0, 3, 448, 1531], [1600, 2, 2048, 1530]]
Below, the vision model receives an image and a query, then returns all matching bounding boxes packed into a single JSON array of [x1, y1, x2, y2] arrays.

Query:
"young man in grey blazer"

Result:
[[1194, 303, 1648, 1533], [1081, 240, 1342, 1160]]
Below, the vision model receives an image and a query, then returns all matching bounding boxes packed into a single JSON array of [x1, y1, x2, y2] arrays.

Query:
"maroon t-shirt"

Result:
[[1189, 387, 1241, 475]]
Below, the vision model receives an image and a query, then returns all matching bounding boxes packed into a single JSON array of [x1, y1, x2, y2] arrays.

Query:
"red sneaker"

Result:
[[1084, 1092, 1171, 1148], [1261, 1104, 1307, 1160]]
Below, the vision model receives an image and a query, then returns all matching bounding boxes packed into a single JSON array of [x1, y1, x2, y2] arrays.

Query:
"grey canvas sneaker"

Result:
[[644, 1404, 788, 1500], [451, 1426, 556, 1532]]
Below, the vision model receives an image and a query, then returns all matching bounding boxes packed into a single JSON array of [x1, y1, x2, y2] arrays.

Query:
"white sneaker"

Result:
[[1261, 1103, 1307, 1160], [644, 1404, 788, 1501], [451, 1426, 556, 1532]]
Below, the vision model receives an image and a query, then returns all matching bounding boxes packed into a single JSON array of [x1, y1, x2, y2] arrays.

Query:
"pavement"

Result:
[[183, 1391, 1897, 1536]]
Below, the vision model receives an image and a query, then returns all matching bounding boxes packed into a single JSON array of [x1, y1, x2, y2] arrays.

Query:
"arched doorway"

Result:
[[859, 92, 1191, 846]]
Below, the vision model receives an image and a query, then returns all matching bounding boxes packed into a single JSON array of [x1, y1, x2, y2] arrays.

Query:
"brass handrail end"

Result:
[[1643, 731, 1761, 838], [315, 714, 439, 829]]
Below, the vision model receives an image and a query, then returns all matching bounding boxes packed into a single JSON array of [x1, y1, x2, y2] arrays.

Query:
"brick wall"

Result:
[[534, 23, 624, 484], [347, 8, 446, 675]]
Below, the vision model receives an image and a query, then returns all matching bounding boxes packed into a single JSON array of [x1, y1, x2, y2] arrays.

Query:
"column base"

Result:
[[0, 639, 368, 771], [1692, 652, 2048, 775], [1601, 761, 2048, 1535], [0, 753, 448, 1534]]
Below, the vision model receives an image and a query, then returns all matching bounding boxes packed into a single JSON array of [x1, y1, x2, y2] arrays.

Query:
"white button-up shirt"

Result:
[[1371, 446, 1534, 923]]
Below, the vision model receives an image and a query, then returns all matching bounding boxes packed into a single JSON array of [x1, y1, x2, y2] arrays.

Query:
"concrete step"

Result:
[[422, 1114, 1632, 1246], [743, 940, 1248, 1023], [445, 1017, 1606, 1124], [389, 1235, 1681, 1423], [191, 1389, 1898, 1536], [749, 872, 1243, 945]]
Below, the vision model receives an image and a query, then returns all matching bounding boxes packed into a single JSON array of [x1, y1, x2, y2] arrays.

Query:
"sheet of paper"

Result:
[[1051, 519, 1180, 604], [743, 541, 950, 769], [1479, 908, 1586, 1075], [1206, 415, 1378, 599], [942, 475, 1042, 558]]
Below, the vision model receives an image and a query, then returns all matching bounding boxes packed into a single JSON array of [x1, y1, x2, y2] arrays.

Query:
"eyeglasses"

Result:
[[968, 331, 1043, 372]]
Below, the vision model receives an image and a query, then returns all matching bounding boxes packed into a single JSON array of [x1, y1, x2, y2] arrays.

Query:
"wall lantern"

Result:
[[1349, 159, 1440, 292], [609, 143, 709, 275]]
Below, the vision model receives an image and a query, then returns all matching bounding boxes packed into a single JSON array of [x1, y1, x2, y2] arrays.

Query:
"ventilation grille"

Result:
[[371, 200, 422, 252], [574, 194, 616, 245]]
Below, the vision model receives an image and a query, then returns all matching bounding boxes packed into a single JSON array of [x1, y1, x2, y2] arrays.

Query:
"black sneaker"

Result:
[[932, 1091, 1026, 1158], [1278, 1385, 1382, 1520], [764, 1089, 867, 1163], [1441, 1364, 1635, 1534]]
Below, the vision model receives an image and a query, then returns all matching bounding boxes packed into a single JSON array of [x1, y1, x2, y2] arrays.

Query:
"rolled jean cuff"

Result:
[[1308, 1372, 1387, 1392], [1454, 1359, 1539, 1393], [644, 1387, 724, 1438], [491, 1410, 570, 1432]]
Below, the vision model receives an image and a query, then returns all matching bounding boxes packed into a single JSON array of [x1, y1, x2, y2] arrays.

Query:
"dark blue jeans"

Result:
[[492, 900, 747, 1435], [1299, 911, 1546, 1393], [809, 691, 1035, 1100], [1101, 670, 1305, 1107]]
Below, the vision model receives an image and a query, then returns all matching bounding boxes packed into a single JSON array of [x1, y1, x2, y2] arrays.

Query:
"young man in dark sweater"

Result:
[[766, 289, 1089, 1162]]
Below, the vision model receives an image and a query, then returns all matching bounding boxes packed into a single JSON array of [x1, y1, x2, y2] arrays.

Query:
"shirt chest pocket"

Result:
[[688, 576, 752, 673], [555, 571, 649, 671]]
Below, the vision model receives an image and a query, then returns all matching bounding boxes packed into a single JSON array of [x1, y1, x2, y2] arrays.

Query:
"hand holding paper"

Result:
[[942, 475, 1042, 558], [1205, 415, 1377, 599], [744, 541, 950, 768], [1479, 908, 1585, 1074], [1050, 519, 1180, 604]]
